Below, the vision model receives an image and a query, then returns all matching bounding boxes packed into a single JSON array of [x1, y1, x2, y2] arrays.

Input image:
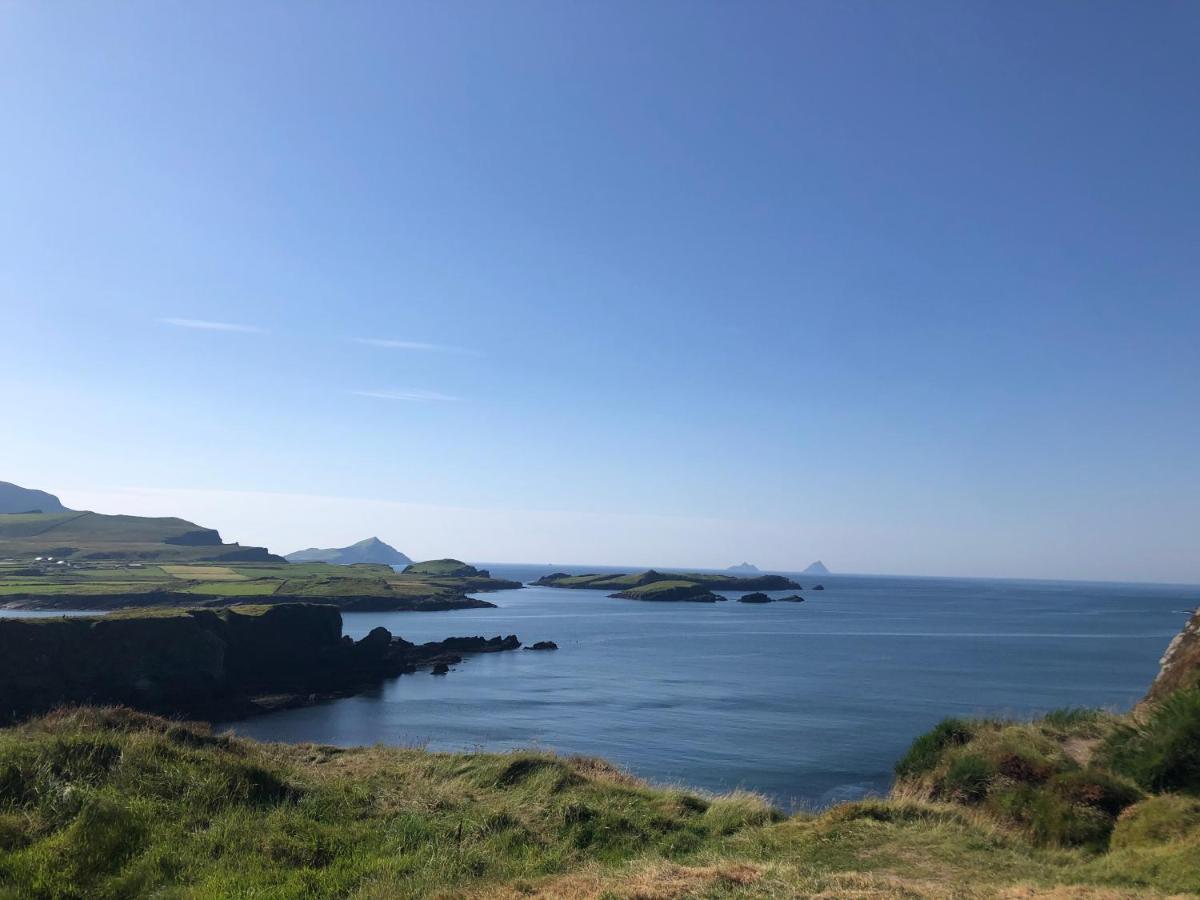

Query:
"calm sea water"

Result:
[[212, 566, 1196, 809]]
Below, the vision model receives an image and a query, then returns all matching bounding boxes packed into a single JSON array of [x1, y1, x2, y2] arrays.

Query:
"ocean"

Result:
[[220, 565, 1198, 809]]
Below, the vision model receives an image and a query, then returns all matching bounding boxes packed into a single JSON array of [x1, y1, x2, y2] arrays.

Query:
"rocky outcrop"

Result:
[[737, 592, 772, 604], [811, 584, 825, 591], [0, 605, 526, 722], [802, 561, 830, 575], [527, 641, 558, 651], [1145, 608, 1200, 704], [779, 594, 805, 603]]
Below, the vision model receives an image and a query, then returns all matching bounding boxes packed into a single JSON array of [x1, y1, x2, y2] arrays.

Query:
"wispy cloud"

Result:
[[160, 318, 264, 333], [352, 338, 479, 355], [350, 389, 461, 402]]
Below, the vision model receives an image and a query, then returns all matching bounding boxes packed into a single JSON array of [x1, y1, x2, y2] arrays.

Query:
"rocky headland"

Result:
[[0, 604, 525, 723]]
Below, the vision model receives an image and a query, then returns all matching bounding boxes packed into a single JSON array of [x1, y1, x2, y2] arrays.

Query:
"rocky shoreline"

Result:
[[0, 604, 531, 723]]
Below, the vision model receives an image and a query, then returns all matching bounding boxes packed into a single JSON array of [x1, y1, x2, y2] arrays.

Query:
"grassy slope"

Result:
[[618, 580, 708, 598], [0, 708, 1196, 899]]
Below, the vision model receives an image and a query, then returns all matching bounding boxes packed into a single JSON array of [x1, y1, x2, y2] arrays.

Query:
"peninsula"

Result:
[[0, 557, 519, 612], [0, 485, 520, 612]]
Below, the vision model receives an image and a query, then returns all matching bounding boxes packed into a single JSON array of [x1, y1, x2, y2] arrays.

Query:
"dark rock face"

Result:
[[737, 592, 773, 604], [528, 641, 558, 650], [0, 606, 525, 723], [778, 594, 805, 603], [812, 584, 825, 591], [163, 529, 224, 547], [431, 662, 450, 675]]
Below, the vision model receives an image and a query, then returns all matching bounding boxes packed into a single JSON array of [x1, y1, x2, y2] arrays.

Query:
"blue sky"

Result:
[[3, 2, 1198, 581]]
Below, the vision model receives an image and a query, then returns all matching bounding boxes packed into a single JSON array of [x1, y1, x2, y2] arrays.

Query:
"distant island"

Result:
[[726, 562, 760, 573], [802, 560, 830, 575], [535, 568, 802, 602], [286, 536, 412, 567]]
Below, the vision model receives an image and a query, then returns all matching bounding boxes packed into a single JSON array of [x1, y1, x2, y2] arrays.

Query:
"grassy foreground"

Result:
[[1, 707, 1199, 899]]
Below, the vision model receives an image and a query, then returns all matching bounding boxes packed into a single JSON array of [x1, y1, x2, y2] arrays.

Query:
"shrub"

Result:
[[895, 719, 975, 779], [1102, 687, 1200, 794], [1026, 789, 1112, 850], [940, 753, 994, 804], [1050, 769, 1141, 817], [1110, 794, 1200, 849]]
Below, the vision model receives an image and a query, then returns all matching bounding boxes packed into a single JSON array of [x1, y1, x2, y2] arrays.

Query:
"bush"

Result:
[[1026, 789, 1112, 850], [1102, 687, 1200, 794], [895, 719, 975, 779], [940, 753, 994, 804], [1050, 770, 1142, 818], [1110, 795, 1200, 849]]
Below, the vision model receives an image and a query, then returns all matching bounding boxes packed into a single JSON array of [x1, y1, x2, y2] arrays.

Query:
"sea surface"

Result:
[[215, 566, 1197, 809]]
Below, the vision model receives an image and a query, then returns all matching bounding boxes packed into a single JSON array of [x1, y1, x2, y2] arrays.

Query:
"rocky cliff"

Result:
[[0, 604, 522, 722], [1145, 607, 1200, 704]]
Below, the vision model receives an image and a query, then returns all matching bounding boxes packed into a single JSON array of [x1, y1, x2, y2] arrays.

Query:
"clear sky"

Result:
[[3, 2, 1198, 582]]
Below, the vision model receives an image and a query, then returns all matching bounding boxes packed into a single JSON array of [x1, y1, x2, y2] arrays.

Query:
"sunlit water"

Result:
[[213, 567, 1196, 809]]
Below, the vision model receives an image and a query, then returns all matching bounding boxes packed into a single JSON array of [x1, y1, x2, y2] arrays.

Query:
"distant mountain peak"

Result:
[[802, 560, 830, 575], [726, 562, 760, 573], [285, 537, 412, 567]]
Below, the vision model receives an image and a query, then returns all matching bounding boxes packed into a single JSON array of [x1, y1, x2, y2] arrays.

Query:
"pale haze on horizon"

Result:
[[3, 3, 1198, 584]]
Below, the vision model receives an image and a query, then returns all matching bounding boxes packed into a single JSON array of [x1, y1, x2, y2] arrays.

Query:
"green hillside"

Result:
[[0, 511, 282, 563]]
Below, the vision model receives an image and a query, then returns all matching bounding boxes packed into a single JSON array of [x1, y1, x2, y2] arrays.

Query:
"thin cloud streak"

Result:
[[160, 318, 264, 333], [352, 338, 480, 355], [350, 389, 461, 402]]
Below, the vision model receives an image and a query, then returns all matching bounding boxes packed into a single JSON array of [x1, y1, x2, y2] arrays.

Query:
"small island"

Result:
[[736, 592, 806, 603]]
